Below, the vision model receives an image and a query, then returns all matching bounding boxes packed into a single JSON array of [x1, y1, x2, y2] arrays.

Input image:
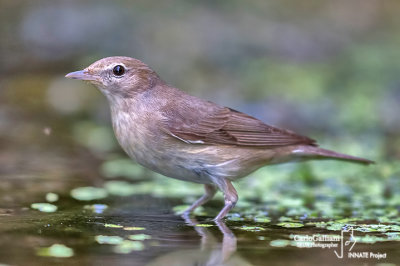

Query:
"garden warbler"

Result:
[[66, 56, 373, 221]]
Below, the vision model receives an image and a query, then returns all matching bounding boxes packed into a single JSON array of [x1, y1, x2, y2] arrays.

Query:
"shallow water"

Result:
[[0, 182, 399, 266]]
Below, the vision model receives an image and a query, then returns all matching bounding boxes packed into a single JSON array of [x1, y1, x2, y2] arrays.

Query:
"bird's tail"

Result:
[[294, 146, 374, 165]]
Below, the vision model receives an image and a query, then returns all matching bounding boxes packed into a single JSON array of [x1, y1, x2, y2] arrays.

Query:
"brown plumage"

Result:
[[162, 106, 316, 147], [66, 56, 374, 221]]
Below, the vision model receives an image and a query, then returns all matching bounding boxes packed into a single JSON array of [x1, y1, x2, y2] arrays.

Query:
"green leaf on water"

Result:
[[70, 187, 108, 201], [270, 239, 291, 247], [128, 234, 152, 241], [36, 244, 74, 258], [123, 226, 146, 231], [95, 235, 124, 245], [104, 223, 123, 228], [113, 240, 145, 253], [195, 224, 214, 227], [45, 192, 59, 202], [239, 226, 265, 232], [31, 203, 57, 213], [276, 222, 304, 228], [278, 216, 294, 222], [254, 217, 271, 223]]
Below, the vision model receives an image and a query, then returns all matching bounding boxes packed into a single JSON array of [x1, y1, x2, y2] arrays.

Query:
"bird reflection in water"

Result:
[[147, 214, 251, 266]]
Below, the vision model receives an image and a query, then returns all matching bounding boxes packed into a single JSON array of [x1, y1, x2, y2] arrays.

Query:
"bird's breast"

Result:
[[111, 109, 151, 162], [110, 108, 227, 183]]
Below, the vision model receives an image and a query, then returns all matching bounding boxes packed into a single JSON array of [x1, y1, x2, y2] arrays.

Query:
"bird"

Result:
[[66, 56, 374, 221]]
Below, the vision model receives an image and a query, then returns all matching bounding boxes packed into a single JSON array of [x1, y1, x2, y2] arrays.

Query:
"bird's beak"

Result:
[[65, 69, 99, 82]]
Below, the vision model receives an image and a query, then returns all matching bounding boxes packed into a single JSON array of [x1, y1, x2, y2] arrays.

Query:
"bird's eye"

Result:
[[113, 65, 125, 76]]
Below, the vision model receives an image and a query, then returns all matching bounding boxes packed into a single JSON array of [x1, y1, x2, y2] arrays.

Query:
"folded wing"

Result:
[[162, 102, 316, 148]]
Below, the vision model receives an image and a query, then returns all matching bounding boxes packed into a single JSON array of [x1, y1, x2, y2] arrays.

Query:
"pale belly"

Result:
[[120, 135, 286, 184], [125, 142, 242, 184]]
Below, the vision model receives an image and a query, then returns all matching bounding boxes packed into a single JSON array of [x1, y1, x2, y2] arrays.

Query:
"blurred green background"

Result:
[[1, 0, 400, 265]]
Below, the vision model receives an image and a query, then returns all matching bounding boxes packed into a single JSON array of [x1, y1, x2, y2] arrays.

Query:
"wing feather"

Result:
[[162, 102, 316, 148]]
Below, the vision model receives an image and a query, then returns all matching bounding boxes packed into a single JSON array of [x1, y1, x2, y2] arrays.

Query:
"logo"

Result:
[[333, 227, 356, 258], [291, 227, 387, 260]]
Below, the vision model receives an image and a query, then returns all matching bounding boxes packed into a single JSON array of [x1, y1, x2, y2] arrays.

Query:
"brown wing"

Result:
[[162, 102, 316, 148]]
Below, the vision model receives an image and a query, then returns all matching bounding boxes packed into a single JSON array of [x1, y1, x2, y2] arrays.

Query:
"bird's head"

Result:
[[66, 56, 160, 99]]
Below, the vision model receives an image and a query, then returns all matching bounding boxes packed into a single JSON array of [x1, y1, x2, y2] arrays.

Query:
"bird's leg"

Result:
[[213, 179, 238, 221], [183, 184, 217, 216]]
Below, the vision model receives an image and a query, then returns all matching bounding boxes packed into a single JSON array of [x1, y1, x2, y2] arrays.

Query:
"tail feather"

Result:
[[294, 146, 374, 165]]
